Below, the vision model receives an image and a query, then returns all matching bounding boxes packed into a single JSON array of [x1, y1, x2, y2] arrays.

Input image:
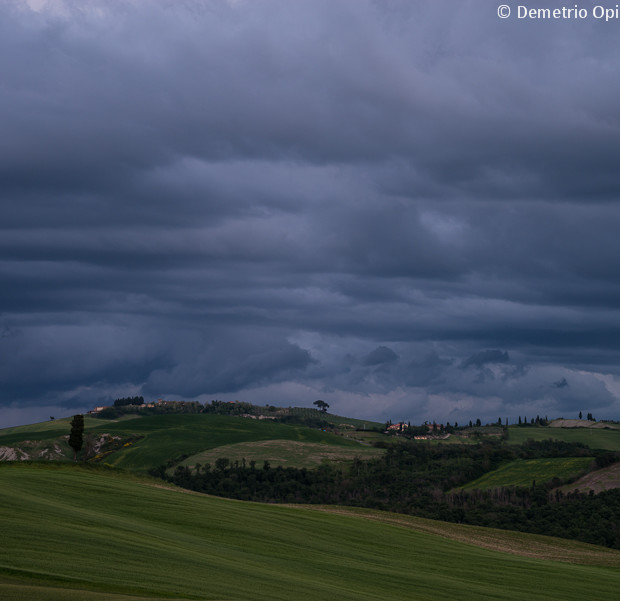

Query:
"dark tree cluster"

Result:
[[201, 401, 332, 429], [517, 415, 548, 426], [447, 486, 620, 548], [203, 400, 257, 415], [113, 396, 144, 407], [96, 399, 203, 419]]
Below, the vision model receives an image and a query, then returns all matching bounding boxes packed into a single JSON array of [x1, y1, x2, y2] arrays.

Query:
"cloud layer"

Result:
[[2, 0, 620, 426]]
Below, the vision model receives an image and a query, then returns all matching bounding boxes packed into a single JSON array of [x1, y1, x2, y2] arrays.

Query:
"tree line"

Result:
[[113, 396, 144, 407]]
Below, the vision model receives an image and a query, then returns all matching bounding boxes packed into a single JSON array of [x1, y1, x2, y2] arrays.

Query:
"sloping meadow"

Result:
[[1, 463, 619, 601]]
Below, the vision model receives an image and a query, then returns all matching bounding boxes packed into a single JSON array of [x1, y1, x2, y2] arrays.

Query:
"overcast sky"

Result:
[[2, 0, 620, 428]]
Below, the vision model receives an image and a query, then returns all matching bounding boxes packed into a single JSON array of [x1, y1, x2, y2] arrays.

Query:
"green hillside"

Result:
[[287, 407, 384, 430], [507, 425, 620, 451], [0, 414, 369, 472], [458, 457, 594, 490], [1, 463, 619, 601], [94, 414, 368, 471]]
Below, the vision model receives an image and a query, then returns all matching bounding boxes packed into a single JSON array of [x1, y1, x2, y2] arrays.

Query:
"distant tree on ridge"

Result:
[[313, 400, 329, 413]]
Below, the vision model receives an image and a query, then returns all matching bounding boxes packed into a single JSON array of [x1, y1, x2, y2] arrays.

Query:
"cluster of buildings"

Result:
[[386, 422, 449, 440], [88, 399, 183, 414]]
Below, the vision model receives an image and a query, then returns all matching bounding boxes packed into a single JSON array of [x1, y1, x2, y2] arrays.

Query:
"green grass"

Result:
[[0, 414, 368, 473], [177, 439, 384, 470], [507, 426, 620, 451], [458, 457, 595, 490], [89, 414, 365, 471], [1, 463, 619, 601], [288, 408, 384, 430], [0, 425, 71, 446], [0, 415, 138, 446], [341, 429, 386, 442]]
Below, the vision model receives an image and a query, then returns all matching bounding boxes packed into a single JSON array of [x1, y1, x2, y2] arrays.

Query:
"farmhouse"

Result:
[[88, 406, 111, 414]]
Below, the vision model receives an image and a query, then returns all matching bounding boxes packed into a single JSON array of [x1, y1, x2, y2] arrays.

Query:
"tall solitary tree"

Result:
[[69, 414, 84, 462]]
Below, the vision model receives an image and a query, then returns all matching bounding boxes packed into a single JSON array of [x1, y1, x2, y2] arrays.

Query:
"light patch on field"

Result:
[[179, 439, 384, 470], [458, 457, 594, 490], [558, 462, 620, 494], [549, 419, 620, 429]]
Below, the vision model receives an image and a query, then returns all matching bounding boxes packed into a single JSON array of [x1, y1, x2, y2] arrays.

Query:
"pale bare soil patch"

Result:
[[549, 419, 620, 429], [179, 439, 383, 471], [0, 446, 24, 461], [0, 434, 123, 463], [558, 462, 620, 494], [297, 505, 620, 567], [0, 440, 67, 461]]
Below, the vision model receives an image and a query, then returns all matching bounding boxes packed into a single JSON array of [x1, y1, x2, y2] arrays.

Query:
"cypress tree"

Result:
[[69, 414, 84, 461]]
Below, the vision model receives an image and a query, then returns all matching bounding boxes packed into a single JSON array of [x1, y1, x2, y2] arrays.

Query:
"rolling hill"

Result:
[[0, 413, 379, 473], [1, 463, 619, 601]]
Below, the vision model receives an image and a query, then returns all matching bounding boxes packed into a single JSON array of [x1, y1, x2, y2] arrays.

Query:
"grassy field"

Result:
[[0, 415, 140, 448], [1, 414, 370, 473], [458, 457, 594, 490], [507, 425, 620, 451], [288, 408, 384, 430], [1, 463, 619, 601], [177, 439, 384, 471], [92, 414, 369, 471]]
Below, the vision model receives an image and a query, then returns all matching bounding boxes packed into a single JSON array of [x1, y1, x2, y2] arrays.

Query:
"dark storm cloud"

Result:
[[461, 350, 510, 369], [143, 328, 315, 398], [2, 0, 620, 426], [0, 319, 170, 401], [363, 346, 399, 366], [403, 351, 454, 387]]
